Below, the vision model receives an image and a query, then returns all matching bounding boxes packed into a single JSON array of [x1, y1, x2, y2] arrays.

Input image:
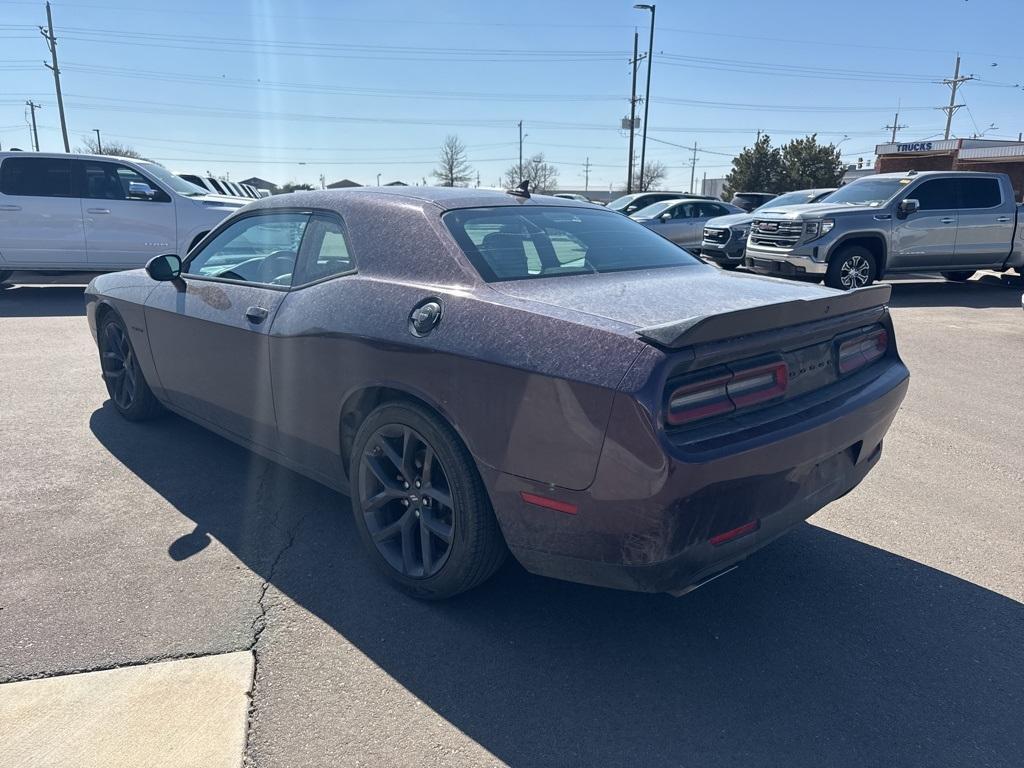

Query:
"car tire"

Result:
[[98, 313, 163, 421], [349, 400, 506, 599], [825, 246, 876, 290], [0, 270, 12, 285], [941, 270, 975, 282]]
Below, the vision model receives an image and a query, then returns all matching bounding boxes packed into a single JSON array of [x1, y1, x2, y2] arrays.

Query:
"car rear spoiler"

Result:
[[635, 284, 891, 349]]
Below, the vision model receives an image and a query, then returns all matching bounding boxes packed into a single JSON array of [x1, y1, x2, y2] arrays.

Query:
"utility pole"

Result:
[[93, 128, 102, 153], [583, 157, 591, 192], [25, 100, 41, 151], [689, 142, 698, 194], [518, 120, 523, 183], [40, 2, 69, 152], [635, 4, 656, 195], [940, 54, 974, 140], [626, 31, 641, 193], [885, 111, 908, 143]]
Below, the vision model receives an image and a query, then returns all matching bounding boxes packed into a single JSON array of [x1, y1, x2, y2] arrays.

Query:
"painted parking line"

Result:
[[0, 652, 253, 768]]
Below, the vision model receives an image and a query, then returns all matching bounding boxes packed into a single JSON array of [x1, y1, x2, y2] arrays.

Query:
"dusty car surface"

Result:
[[85, 187, 909, 599]]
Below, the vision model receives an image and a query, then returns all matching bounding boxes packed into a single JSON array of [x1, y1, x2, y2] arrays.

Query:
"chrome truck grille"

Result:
[[750, 219, 803, 248]]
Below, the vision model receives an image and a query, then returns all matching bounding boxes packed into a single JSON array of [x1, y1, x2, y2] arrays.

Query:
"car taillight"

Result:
[[836, 327, 888, 375], [666, 360, 788, 426]]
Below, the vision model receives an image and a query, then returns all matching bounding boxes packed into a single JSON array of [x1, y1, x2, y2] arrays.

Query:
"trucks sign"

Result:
[[896, 142, 934, 152]]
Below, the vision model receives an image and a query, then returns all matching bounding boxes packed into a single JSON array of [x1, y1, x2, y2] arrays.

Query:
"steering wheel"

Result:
[[258, 250, 297, 283]]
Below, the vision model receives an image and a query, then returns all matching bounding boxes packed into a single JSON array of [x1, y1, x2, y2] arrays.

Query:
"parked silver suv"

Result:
[[743, 171, 1024, 289]]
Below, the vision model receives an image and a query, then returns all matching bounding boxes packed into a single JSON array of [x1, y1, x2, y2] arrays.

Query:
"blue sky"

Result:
[[2, 0, 1022, 191]]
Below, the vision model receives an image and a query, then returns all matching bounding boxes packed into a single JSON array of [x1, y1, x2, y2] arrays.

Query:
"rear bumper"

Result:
[[483, 361, 909, 594]]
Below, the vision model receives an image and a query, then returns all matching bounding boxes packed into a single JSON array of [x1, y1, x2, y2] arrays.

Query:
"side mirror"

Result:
[[128, 181, 157, 200], [898, 198, 920, 218], [659, 212, 672, 221], [145, 253, 182, 281]]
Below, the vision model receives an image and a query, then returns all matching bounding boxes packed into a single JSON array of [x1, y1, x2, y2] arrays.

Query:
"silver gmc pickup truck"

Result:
[[743, 170, 1024, 289]]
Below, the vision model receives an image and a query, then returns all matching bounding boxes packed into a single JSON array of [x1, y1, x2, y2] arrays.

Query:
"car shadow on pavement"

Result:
[[887, 273, 1024, 309], [89, 404, 1024, 768], [0, 285, 87, 317]]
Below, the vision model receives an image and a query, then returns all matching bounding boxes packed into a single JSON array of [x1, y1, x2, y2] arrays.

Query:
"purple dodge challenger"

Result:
[[85, 187, 909, 599]]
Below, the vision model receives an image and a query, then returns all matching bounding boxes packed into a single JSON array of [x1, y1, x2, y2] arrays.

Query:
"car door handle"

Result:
[[0, 204, 21, 211], [86, 208, 111, 214], [996, 216, 1011, 222], [939, 217, 955, 224], [245, 306, 269, 324]]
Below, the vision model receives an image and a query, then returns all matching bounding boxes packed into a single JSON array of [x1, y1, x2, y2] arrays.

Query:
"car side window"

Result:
[[958, 178, 1001, 209], [697, 202, 726, 218], [0, 157, 75, 198], [291, 214, 356, 286], [911, 179, 957, 210], [186, 212, 310, 287], [81, 161, 170, 202]]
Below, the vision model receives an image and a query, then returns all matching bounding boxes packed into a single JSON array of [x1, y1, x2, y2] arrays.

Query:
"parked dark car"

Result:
[[731, 192, 777, 212], [85, 187, 909, 599]]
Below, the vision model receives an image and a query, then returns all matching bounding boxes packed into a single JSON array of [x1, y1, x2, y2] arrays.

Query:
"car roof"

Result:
[[0, 151, 150, 164], [246, 186, 597, 214], [865, 170, 1004, 180]]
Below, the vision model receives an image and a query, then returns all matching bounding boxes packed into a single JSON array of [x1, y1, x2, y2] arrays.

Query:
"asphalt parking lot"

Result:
[[1, 271, 1022, 767]]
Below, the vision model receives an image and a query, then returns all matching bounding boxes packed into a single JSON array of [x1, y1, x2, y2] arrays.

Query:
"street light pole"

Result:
[[93, 129, 102, 154], [634, 4, 655, 191], [518, 120, 524, 184], [626, 31, 640, 193]]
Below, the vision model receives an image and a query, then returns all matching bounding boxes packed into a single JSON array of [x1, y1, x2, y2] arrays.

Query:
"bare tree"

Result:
[[76, 135, 146, 159], [432, 135, 474, 187], [632, 160, 668, 192], [503, 153, 559, 194]]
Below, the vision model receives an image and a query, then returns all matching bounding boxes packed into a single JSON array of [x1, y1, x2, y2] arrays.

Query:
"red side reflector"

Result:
[[709, 519, 760, 546], [520, 491, 578, 515]]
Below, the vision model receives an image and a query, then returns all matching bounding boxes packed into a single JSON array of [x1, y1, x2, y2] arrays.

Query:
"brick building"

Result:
[[874, 139, 1024, 201]]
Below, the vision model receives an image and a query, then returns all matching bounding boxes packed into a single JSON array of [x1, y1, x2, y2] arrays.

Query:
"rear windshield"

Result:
[[443, 205, 699, 282]]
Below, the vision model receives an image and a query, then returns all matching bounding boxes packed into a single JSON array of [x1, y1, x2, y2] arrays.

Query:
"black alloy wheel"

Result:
[[349, 400, 506, 598], [98, 315, 162, 421], [101, 320, 140, 411], [358, 423, 455, 579]]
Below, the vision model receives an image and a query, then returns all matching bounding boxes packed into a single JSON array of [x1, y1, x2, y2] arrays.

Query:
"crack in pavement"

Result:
[[0, 649, 233, 686], [241, 462, 311, 766]]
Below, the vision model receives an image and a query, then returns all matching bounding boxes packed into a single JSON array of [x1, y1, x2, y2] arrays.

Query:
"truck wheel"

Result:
[[0, 270, 12, 286], [941, 271, 975, 282], [825, 246, 876, 290]]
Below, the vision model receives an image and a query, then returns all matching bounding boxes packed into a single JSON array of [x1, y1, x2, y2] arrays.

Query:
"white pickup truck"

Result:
[[0, 152, 249, 285], [743, 170, 1024, 289]]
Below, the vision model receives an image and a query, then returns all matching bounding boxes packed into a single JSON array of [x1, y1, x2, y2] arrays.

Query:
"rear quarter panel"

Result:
[[268, 275, 646, 491]]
